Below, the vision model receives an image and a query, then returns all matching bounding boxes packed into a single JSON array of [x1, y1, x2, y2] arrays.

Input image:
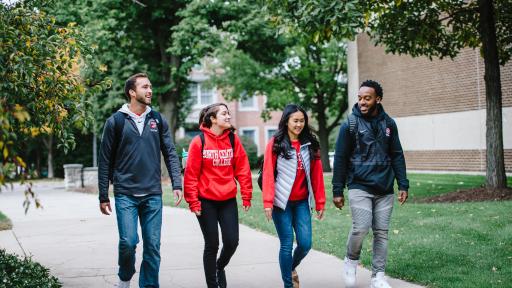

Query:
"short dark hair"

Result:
[[360, 80, 383, 98], [124, 73, 149, 100]]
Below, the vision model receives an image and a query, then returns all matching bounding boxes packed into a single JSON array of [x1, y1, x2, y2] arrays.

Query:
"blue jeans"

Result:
[[115, 194, 162, 288], [272, 200, 312, 288]]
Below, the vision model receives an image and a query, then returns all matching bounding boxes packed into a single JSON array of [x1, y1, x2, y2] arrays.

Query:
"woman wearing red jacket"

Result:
[[184, 103, 252, 288], [262, 104, 326, 288]]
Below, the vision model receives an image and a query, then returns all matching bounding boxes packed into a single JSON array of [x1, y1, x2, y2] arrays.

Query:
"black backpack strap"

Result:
[[109, 111, 126, 182], [150, 110, 164, 143], [348, 114, 357, 135], [347, 114, 359, 152], [199, 132, 205, 154], [199, 131, 235, 153], [228, 131, 235, 154]]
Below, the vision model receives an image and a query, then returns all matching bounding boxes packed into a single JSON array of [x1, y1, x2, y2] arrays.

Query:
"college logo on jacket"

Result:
[[203, 148, 233, 166], [149, 120, 158, 132]]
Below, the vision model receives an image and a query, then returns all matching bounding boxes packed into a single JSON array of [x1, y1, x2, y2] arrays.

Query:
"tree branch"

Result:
[[327, 110, 344, 133], [132, 0, 147, 8]]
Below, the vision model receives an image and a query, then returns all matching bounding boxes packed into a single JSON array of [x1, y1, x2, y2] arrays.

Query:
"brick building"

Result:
[[176, 68, 281, 155], [347, 34, 512, 173]]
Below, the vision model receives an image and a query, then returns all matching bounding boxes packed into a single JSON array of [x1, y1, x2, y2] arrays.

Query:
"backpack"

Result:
[[347, 114, 393, 153], [108, 110, 163, 182], [198, 131, 235, 154], [256, 158, 276, 191]]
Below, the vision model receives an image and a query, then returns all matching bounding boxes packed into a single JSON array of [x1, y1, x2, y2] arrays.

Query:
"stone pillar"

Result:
[[63, 164, 83, 189], [82, 167, 98, 188]]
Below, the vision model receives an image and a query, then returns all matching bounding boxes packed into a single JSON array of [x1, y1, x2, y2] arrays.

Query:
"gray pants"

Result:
[[346, 189, 394, 276]]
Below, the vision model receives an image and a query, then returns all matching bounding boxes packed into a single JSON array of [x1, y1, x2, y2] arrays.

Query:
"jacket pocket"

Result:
[[205, 177, 237, 198]]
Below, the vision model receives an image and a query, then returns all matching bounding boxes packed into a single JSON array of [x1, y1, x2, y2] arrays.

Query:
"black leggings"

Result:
[[197, 198, 239, 288]]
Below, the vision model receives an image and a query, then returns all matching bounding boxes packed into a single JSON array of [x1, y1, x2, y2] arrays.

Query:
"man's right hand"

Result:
[[100, 202, 112, 215], [193, 210, 201, 216], [332, 196, 345, 210]]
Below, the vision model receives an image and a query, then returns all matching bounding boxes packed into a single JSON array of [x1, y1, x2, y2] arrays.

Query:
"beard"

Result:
[[135, 95, 151, 106]]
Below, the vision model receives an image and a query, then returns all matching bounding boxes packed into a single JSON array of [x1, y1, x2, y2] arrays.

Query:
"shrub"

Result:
[[0, 249, 61, 288], [239, 136, 259, 169]]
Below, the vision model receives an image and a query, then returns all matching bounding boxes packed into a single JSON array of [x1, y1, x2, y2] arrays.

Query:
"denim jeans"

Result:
[[272, 199, 312, 288], [346, 189, 394, 276], [115, 193, 162, 288]]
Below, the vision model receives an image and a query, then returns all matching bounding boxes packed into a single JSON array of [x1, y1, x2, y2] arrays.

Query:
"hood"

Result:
[[119, 103, 152, 119], [200, 125, 232, 141], [351, 103, 386, 121]]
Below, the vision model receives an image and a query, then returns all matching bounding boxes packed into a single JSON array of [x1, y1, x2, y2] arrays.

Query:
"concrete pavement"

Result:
[[0, 181, 423, 288]]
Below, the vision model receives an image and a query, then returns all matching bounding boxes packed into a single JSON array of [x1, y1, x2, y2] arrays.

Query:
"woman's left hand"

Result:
[[315, 209, 325, 220], [243, 205, 250, 212]]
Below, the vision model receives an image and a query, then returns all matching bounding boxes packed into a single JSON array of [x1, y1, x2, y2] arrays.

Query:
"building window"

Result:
[[240, 127, 260, 154], [238, 94, 258, 111], [189, 82, 215, 106], [265, 126, 278, 145]]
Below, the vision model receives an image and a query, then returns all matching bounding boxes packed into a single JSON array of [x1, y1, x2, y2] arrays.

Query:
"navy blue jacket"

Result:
[[98, 110, 182, 203], [332, 104, 409, 197]]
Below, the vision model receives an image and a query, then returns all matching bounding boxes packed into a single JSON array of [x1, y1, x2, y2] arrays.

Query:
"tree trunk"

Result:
[[43, 135, 54, 178], [478, 0, 507, 189], [92, 132, 97, 167], [315, 95, 332, 172]]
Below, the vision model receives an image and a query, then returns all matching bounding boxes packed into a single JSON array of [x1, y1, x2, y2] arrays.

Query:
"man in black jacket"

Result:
[[98, 73, 183, 288], [332, 80, 409, 288]]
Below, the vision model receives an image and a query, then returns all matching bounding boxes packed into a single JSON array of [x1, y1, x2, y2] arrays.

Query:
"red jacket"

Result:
[[262, 137, 326, 211], [184, 126, 253, 212]]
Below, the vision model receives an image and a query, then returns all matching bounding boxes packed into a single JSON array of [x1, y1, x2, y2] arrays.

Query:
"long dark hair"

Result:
[[272, 104, 320, 159], [198, 103, 236, 131]]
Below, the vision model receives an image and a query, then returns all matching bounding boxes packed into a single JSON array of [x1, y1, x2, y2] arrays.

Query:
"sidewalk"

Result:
[[0, 181, 423, 288]]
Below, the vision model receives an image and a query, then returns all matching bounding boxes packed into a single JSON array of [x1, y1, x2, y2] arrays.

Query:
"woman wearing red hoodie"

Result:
[[184, 103, 252, 288], [261, 104, 326, 288]]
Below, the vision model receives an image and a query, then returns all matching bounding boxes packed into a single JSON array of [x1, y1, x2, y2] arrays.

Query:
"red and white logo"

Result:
[[150, 120, 157, 129], [386, 127, 391, 137]]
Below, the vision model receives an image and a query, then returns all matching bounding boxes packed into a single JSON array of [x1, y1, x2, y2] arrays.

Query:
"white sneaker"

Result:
[[343, 257, 358, 288], [370, 272, 392, 288], [115, 280, 130, 288]]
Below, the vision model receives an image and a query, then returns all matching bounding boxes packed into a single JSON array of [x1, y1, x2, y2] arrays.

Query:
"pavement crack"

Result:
[[11, 230, 27, 257]]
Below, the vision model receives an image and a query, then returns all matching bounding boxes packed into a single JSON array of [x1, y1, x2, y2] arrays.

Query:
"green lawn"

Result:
[[0, 211, 12, 230], [164, 173, 512, 288]]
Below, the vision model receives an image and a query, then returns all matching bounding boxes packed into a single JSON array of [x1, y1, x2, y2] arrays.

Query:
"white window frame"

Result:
[[239, 126, 260, 155], [190, 82, 217, 108], [264, 126, 278, 146], [238, 94, 259, 111]]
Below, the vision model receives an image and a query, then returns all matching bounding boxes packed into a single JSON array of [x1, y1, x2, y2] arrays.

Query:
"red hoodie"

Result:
[[184, 126, 253, 212], [261, 137, 326, 211]]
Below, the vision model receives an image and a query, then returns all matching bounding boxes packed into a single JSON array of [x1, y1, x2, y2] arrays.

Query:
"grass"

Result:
[[0, 211, 12, 231], [164, 173, 512, 288], [405, 173, 512, 200]]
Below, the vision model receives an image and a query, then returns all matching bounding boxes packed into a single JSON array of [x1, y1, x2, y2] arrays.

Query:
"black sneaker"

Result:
[[216, 269, 227, 288]]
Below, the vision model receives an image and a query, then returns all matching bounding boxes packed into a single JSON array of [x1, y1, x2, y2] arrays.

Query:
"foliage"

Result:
[[239, 135, 258, 169], [0, 249, 62, 288], [0, 1, 108, 209], [265, 0, 364, 43], [172, 0, 349, 171], [46, 0, 193, 137], [0, 211, 12, 231]]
